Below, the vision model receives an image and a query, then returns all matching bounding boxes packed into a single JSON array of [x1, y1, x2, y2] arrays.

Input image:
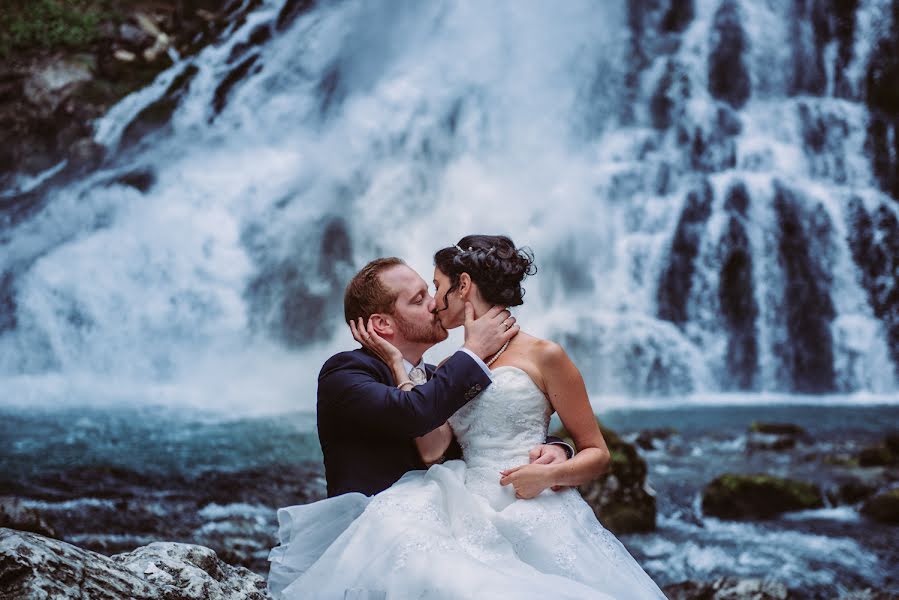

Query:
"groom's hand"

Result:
[[529, 444, 567, 465], [462, 303, 519, 359], [529, 444, 568, 492]]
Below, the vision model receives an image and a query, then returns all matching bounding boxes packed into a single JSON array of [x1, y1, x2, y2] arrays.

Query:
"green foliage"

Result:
[[0, 0, 115, 57]]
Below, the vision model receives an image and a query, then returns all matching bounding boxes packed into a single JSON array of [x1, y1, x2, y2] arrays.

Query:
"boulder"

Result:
[[860, 488, 899, 524], [634, 427, 677, 451], [0, 528, 272, 599], [553, 423, 656, 534], [747, 422, 808, 451], [0, 498, 57, 538], [663, 577, 789, 599], [702, 474, 824, 519]]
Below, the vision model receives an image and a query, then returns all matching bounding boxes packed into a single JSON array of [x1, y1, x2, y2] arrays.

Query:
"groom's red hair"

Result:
[[344, 257, 406, 326]]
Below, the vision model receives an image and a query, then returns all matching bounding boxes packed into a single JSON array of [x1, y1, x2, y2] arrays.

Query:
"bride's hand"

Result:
[[498, 464, 555, 499], [349, 317, 404, 368]]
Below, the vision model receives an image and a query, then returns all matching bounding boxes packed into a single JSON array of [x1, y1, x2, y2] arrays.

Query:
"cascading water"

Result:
[[1, 0, 898, 413]]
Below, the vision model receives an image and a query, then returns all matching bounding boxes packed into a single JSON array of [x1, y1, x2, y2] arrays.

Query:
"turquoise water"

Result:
[[2, 401, 897, 594]]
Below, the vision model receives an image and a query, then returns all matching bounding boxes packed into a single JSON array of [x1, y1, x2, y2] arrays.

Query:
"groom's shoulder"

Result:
[[319, 349, 381, 379]]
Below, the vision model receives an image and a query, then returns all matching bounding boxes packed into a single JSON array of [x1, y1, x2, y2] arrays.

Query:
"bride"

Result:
[[269, 235, 666, 599]]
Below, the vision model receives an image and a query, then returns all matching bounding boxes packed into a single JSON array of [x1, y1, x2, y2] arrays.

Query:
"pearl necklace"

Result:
[[485, 340, 510, 367]]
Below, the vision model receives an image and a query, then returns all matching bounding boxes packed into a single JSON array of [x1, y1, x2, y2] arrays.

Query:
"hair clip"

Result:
[[454, 244, 465, 252]]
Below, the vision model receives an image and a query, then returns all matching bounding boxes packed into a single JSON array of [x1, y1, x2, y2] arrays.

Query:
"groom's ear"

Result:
[[369, 313, 393, 336]]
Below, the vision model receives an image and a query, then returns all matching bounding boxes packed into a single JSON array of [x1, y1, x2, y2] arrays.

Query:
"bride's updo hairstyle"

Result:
[[434, 235, 536, 310]]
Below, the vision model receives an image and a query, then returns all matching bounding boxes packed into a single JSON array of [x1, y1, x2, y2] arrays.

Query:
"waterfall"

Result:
[[1, 0, 897, 413]]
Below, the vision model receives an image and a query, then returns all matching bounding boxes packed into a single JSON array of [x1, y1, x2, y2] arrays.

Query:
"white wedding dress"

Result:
[[268, 366, 667, 599]]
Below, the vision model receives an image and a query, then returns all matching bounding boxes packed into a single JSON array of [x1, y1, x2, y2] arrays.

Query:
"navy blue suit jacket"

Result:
[[317, 348, 492, 497]]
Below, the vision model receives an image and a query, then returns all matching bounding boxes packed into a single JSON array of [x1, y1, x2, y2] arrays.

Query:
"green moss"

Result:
[[0, 0, 120, 57], [702, 473, 824, 519]]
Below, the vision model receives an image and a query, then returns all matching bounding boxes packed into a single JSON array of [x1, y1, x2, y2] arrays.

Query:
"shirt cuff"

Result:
[[458, 348, 494, 379]]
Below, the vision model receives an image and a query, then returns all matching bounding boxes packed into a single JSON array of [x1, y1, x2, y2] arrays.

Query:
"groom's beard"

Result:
[[394, 312, 448, 345]]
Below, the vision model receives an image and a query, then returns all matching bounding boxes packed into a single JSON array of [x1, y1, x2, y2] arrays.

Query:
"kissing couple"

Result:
[[269, 235, 666, 599]]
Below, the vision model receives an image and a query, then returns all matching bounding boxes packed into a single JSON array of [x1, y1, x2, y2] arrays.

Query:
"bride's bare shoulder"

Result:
[[526, 336, 568, 366]]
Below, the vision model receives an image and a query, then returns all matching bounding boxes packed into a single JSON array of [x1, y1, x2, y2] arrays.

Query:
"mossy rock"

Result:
[[885, 432, 899, 454], [858, 445, 895, 467], [552, 421, 655, 534], [861, 488, 899, 524], [749, 422, 806, 436], [702, 473, 824, 519]]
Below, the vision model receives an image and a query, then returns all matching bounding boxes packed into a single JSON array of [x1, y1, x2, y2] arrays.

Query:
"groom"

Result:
[[317, 257, 571, 498]]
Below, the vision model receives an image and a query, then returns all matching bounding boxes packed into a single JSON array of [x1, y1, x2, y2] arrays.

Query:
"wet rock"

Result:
[[658, 180, 714, 326], [554, 422, 656, 534], [773, 182, 836, 393], [708, 0, 751, 108], [0, 498, 57, 538], [634, 428, 677, 451], [0, 528, 272, 599], [860, 488, 899, 524], [747, 422, 807, 451], [276, 0, 316, 32], [864, 1, 899, 199], [661, 0, 695, 33], [701, 474, 824, 519], [718, 187, 758, 390], [846, 198, 899, 378], [663, 577, 789, 600], [858, 444, 896, 467], [827, 475, 880, 506]]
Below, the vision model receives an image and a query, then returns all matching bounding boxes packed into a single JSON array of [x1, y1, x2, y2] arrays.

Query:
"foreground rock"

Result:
[[554, 422, 656, 533], [0, 528, 272, 599], [702, 474, 824, 519], [663, 578, 899, 600], [663, 577, 789, 599]]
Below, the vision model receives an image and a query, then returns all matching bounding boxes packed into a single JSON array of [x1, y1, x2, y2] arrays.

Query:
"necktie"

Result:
[[408, 366, 427, 385]]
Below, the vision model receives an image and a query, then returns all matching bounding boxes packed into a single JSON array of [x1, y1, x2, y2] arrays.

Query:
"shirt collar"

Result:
[[402, 357, 425, 374]]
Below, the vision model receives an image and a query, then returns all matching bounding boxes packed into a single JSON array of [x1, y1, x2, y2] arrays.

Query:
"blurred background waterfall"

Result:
[[1, 0, 898, 595]]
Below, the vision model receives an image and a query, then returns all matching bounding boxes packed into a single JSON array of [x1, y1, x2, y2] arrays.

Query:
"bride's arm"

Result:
[[500, 342, 610, 498]]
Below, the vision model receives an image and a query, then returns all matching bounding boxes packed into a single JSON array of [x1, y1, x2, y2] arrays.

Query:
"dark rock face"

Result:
[[846, 197, 899, 378], [212, 55, 260, 118], [708, 0, 751, 109], [0, 270, 16, 333], [0, 528, 272, 599], [658, 180, 713, 326], [120, 64, 199, 149], [0, 2, 236, 190], [276, 0, 316, 32], [790, 0, 859, 98], [702, 473, 824, 519], [556, 423, 657, 534], [661, 0, 695, 33], [718, 182, 758, 390], [773, 183, 836, 393], [864, 0, 899, 200], [650, 58, 690, 130]]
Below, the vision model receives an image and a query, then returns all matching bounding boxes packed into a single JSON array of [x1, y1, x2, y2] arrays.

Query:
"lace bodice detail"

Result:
[[448, 366, 552, 469]]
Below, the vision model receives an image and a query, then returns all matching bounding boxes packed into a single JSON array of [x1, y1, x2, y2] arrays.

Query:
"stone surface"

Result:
[[663, 577, 789, 599], [747, 422, 808, 451], [0, 528, 272, 599], [861, 488, 899, 524], [554, 422, 656, 533], [702, 474, 824, 519]]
